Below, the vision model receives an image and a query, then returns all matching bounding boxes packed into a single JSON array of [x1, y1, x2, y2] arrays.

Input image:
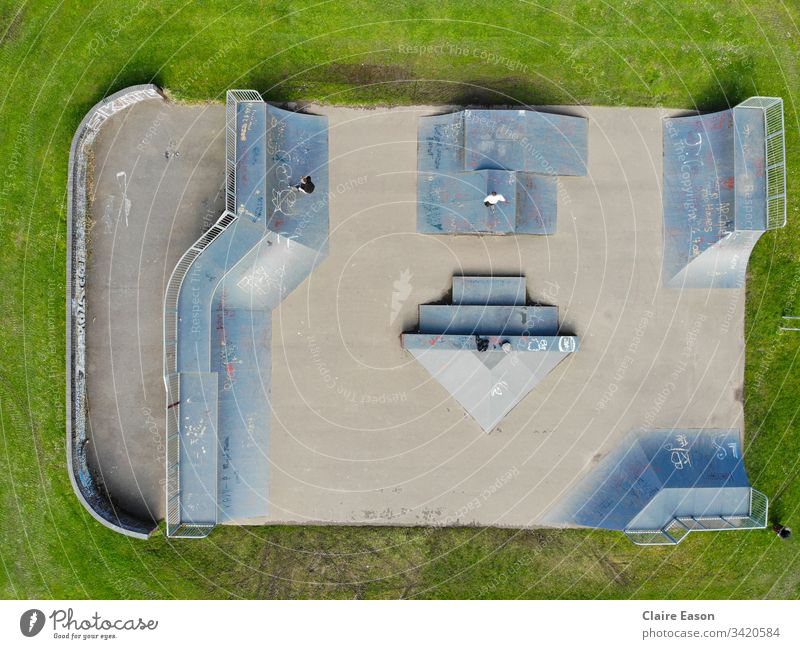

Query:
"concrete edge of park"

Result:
[[66, 84, 162, 539]]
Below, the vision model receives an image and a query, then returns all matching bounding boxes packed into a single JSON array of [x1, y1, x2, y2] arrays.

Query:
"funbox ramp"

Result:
[[417, 109, 587, 235]]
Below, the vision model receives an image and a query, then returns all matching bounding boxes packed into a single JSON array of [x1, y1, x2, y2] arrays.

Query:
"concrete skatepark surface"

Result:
[[86, 97, 746, 528], [87, 98, 225, 521]]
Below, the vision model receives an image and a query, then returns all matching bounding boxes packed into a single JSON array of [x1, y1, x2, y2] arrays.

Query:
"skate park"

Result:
[[66, 86, 785, 543]]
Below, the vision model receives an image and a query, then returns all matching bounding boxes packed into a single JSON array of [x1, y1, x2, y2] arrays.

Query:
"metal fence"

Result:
[[781, 315, 800, 332], [625, 488, 768, 545], [738, 96, 786, 230], [225, 90, 262, 214]]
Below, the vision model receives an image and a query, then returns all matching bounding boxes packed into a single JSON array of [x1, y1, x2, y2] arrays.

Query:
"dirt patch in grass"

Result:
[[591, 550, 633, 587], [0, 7, 24, 46], [324, 62, 413, 85], [405, 77, 556, 106]]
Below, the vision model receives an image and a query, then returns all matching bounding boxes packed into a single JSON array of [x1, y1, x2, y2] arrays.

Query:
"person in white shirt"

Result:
[[483, 191, 507, 206]]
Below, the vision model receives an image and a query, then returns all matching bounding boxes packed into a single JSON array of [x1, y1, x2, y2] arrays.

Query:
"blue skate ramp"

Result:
[[662, 98, 785, 288], [266, 106, 330, 250], [544, 429, 754, 531], [210, 306, 271, 522], [177, 372, 218, 525], [418, 109, 586, 235], [232, 101, 268, 224], [418, 305, 559, 336], [733, 105, 767, 231], [166, 90, 329, 536], [462, 109, 587, 175], [516, 173, 558, 234], [453, 276, 527, 305], [417, 170, 516, 233]]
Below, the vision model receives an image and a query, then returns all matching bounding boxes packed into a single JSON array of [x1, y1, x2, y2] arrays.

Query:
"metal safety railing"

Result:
[[738, 97, 786, 230], [749, 487, 769, 524], [225, 94, 237, 213], [780, 316, 800, 332], [225, 90, 262, 213], [163, 211, 238, 538], [624, 488, 768, 546], [163, 211, 237, 376]]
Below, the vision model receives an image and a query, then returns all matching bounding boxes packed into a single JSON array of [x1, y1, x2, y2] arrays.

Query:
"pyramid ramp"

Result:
[[405, 338, 574, 431], [402, 276, 578, 432]]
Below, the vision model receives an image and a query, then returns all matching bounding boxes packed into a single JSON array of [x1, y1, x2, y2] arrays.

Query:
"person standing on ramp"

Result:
[[294, 175, 315, 194]]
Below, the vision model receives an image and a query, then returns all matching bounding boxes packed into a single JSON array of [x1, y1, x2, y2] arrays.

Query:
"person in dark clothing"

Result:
[[773, 523, 792, 539], [294, 175, 315, 194]]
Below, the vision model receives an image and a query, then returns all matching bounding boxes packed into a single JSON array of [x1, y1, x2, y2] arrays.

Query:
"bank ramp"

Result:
[[662, 97, 786, 288], [544, 429, 768, 545]]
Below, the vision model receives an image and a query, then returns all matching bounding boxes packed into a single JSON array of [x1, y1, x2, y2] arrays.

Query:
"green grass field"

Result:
[[1, 0, 799, 599]]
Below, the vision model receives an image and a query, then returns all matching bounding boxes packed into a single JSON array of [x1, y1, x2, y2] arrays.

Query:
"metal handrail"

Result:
[[163, 211, 238, 538], [625, 488, 769, 545], [163, 209, 238, 538]]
